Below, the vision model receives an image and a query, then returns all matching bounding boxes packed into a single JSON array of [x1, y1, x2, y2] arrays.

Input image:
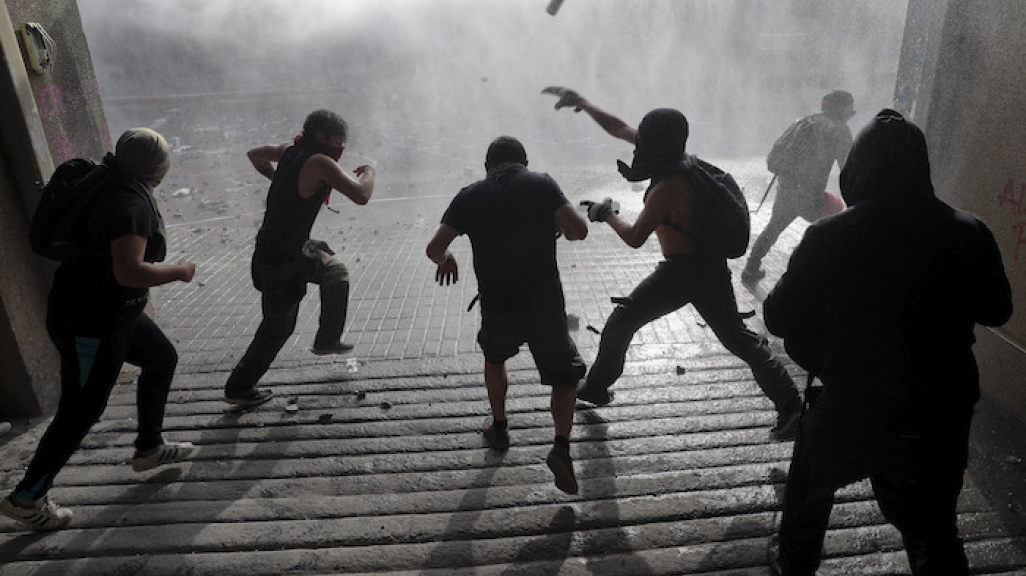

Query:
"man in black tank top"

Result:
[[224, 110, 376, 407]]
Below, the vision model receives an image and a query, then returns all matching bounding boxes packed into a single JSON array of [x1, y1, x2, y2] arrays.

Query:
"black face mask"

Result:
[[294, 135, 344, 161], [618, 108, 689, 183]]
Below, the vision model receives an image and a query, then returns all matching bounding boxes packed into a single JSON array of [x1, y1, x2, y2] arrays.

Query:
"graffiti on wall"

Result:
[[997, 177, 1026, 262]]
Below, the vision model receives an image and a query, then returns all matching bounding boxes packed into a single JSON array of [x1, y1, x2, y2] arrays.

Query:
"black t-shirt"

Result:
[[441, 165, 569, 312], [49, 184, 163, 329]]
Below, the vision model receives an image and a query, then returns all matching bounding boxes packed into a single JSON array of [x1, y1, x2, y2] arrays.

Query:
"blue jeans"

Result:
[[585, 254, 800, 414]]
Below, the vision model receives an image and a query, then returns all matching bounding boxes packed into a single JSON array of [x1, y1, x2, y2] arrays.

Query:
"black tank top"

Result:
[[254, 146, 328, 264]]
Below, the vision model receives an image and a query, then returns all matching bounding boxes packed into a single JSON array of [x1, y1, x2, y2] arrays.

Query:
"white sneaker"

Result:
[[131, 441, 196, 472], [0, 495, 73, 531]]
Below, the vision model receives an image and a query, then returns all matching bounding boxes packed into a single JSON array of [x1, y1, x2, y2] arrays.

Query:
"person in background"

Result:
[[743, 90, 855, 284], [763, 110, 1012, 575], [543, 87, 803, 442], [1, 128, 197, 531], [426, 136, 589, 494], [224, 109, 375, 407]]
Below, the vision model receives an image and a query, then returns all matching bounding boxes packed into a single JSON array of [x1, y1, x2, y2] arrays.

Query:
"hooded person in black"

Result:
[[543, 89, 803, 442], [1, 128, 198, 532], [763, 110, 1012, 575]]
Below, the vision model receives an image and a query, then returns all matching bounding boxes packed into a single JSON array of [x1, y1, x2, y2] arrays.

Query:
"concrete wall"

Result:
[[0, 0, 109, 416], [907, 0, 1026, 424]]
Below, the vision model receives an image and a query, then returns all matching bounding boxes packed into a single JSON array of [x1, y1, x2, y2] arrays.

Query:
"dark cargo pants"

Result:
[[226, 248, 349, 395]]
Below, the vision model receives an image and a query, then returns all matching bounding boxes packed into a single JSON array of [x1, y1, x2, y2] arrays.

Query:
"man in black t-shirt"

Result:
[[426, 136, 589, 495]]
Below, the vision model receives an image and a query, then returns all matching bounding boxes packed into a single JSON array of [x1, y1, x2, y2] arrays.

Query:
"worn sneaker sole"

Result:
[[576, 387, 614, 407], [311, 344, 354, 355], [223, 389, 275, 408]]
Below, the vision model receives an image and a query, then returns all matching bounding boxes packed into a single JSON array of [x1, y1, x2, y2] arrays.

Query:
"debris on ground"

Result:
[[566, 313, 580, 331]]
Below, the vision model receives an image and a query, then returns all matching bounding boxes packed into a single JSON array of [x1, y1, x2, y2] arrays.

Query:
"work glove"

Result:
[[541, 86, 584, 112], [580, 198, 619, 222]]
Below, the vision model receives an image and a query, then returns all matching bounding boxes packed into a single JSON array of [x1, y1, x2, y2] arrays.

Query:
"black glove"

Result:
[[580, 198, 619, 222], [541, 86, 584, 111]]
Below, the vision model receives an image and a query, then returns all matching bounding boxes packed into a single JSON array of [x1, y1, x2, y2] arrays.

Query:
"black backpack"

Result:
[[29, 158, 111, 261], [766, 115, 816, 176], [685, 157, 751, 259]]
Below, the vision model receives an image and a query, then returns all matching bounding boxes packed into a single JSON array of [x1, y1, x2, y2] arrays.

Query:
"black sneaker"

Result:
[[224, 387, 274, 407], [312, 342, 355, 355], [770, 410, 801, 441], [576, 381, 613, 407], [546, 444, 579, 495], [482, 418, 510, 451]]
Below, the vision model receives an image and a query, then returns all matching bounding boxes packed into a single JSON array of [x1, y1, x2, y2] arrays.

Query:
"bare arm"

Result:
[[247, 143, 288, 180], [577, 99, 638, 144], [303, 155, 375, 205], [554, 204, 588, 241], [110, 234, 195, 288], [604, 184, 675, 249], [426, 224, 461, 286]]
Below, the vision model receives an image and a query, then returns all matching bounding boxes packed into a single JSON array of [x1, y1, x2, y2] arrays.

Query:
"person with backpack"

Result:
[[1, 128, 197, 531], [426, 136, 589, 494], [543, 88, 802, 441], [742, 90, 855, 284], [762, 110, 1012, 575], [223, 109, 375, 407]]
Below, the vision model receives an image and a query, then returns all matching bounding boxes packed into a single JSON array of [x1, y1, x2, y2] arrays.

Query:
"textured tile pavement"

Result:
[[1, 163, 1024, 575]]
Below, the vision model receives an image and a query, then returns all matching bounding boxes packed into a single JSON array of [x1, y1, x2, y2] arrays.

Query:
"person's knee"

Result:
[[147, 346, 179, 376]]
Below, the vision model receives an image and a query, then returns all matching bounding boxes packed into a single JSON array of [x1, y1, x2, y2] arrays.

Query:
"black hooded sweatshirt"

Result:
[[763, 110, 1011, 481]]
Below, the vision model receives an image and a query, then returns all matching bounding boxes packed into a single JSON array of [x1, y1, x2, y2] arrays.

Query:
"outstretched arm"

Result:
[[303, 155, 376, 205], [542, 86, 637, 144], [577, 99, 637, 144]]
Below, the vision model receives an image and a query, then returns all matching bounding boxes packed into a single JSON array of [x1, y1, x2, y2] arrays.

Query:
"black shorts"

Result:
[[477, 293, 586, 387]]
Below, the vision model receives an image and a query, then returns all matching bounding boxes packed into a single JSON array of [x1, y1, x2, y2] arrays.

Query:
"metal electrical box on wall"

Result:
[[17, 22, 54, 74]]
